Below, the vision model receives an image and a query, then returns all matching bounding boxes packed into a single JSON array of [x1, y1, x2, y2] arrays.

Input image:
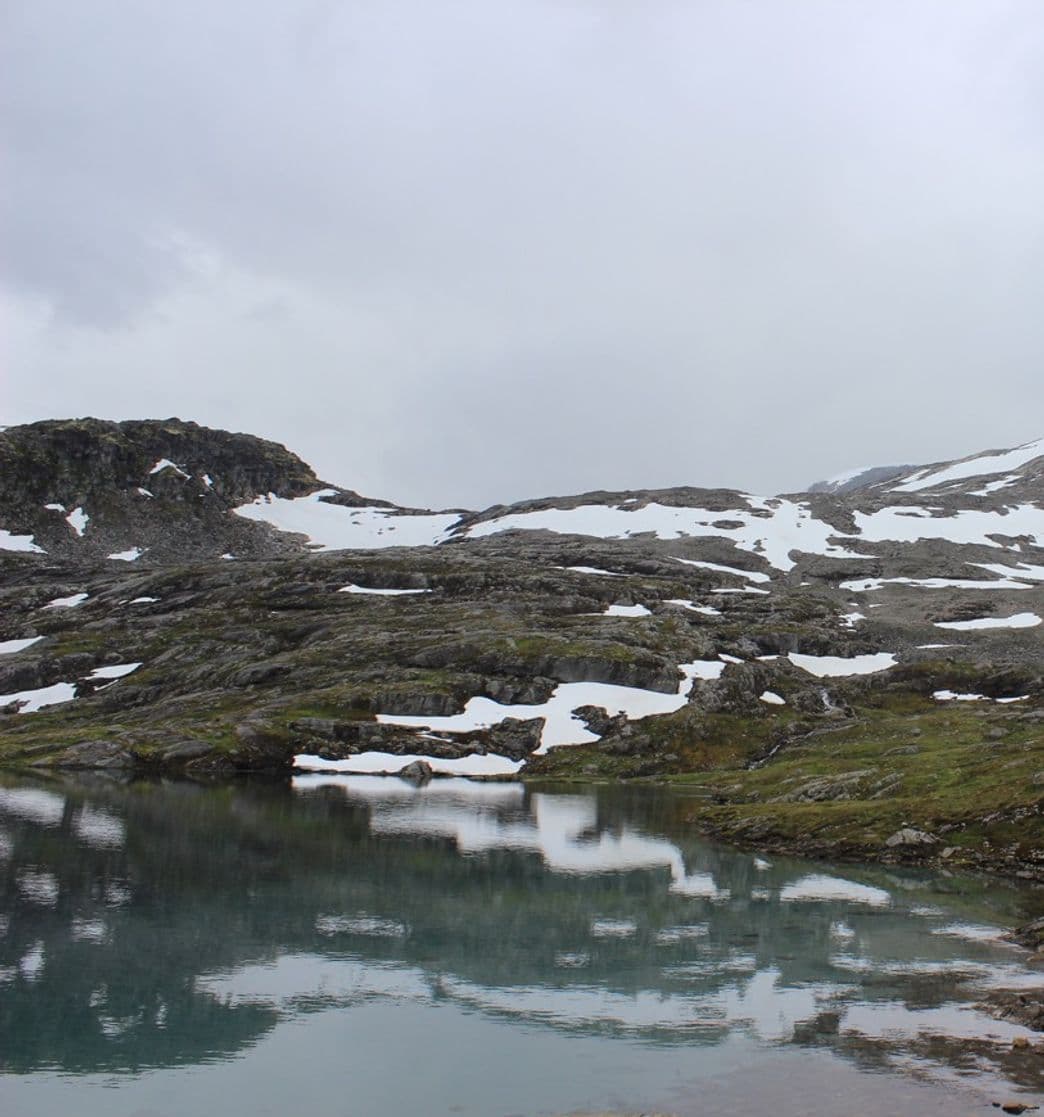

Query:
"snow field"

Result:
[[463, 498, 869, 572], [892, 438, 1044, 493], [233, 490, 460, 550]]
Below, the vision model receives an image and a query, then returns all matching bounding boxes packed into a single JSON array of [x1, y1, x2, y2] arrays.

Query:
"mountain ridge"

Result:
[[2, 417, 1043, 566], [0, 417, 1041, 878]]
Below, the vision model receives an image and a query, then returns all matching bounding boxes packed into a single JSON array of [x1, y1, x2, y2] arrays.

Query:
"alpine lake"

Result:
[[1, 773, 1042, 1117]]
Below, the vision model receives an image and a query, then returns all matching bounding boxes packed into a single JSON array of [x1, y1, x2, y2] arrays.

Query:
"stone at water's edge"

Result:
[[398, 759, 434, 782], [1007, 917, 1044, 952], [885, 827, 938, 848]]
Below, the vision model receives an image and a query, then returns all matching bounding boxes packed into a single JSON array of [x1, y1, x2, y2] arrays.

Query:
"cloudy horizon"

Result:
[[3, 1, 1043, 509]]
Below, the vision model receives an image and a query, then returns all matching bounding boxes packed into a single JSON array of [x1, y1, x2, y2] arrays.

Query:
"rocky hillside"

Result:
[[1, 419, 1042, 874], [0, 418, 407, 562]]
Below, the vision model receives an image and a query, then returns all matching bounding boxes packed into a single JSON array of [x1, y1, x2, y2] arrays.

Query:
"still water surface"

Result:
[[1, 773, 1042, 1116]]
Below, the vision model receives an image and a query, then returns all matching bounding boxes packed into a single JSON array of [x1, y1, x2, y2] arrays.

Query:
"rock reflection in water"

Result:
[[0, 774, 1041, 1110]]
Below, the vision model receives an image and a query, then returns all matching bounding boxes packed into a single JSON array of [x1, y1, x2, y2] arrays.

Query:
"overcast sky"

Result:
[[3, 1, 1043, 509]]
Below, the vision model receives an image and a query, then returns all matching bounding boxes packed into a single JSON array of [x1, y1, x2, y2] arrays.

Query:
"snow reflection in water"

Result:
[[1, 774, 1042, 1115]]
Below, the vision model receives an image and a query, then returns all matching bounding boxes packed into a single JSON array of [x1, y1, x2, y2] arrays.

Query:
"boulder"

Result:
[[885, 827, 938, 848], [398, 759, 433, 783], [50, 740, 136, 769]]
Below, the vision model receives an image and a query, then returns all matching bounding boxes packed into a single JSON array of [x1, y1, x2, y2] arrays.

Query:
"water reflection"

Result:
[[0, 775, 1041, 1104]]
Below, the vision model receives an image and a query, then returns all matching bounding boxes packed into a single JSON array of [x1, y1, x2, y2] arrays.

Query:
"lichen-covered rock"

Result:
[[48, 740, 136, 769], [885, 827, 938, 848], [774, 769, 878, 803]]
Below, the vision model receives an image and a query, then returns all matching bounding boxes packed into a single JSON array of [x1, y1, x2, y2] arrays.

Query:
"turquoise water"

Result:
[[0, 773, 1041, 1116]]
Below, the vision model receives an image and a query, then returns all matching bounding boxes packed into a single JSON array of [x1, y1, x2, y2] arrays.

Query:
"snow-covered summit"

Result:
[[888, 437, 1044, 495]]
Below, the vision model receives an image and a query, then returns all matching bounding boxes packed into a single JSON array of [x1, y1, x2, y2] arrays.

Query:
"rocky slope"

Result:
[[0, 419, 1041, 874]]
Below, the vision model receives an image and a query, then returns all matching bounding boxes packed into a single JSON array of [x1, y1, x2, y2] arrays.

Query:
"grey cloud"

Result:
[[3, 0, 1044, 506]]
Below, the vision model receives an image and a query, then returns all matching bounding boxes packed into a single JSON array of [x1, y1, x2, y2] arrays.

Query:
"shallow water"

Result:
[[0, 773, 1041, 1116]]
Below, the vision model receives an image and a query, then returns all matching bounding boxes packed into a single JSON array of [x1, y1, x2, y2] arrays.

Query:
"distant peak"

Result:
[[808, 464, 910, 495]]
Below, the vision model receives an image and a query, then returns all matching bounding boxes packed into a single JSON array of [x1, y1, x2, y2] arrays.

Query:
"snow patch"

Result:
[[0, 682, 77, 713], [89, 663, 141, 680], [971, 561, 1044, 583], [0, 636, 44, 655], [234, 490, 460, 551], [840, 575, 1033, 592], [601, 603, 651, 617], [108, 548, 143, 562], [0, 529, 44, 553], [148, 458, 189, 478], [673, 557, 772, 583], [933, 690, 987, 702], [934, 613, 1041, 631], [43, 592, 87, 609], [970, 475, 1022, 496], [787, 652, 897, 677], [665, 599, 722, 616], [560, 565, 624, 577], [374, 659, 726, 754], [759, 691, 786, 705], [339, 584, 431, 596], [934, 690, 1028, 704], [66, 507, 88, 536]]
